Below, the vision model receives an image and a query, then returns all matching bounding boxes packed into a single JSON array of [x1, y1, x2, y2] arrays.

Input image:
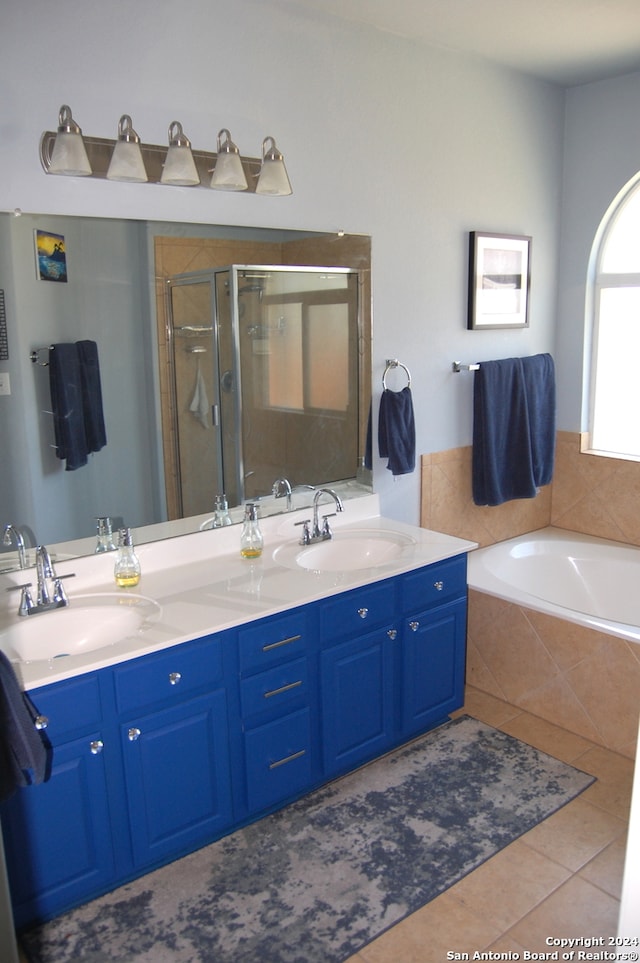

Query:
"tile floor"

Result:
[[17, 685, 634, 963], [347, 685, 634, 963]]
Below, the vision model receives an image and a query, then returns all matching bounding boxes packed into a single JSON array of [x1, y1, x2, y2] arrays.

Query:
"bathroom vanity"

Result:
[[0, 497, 475, 929]]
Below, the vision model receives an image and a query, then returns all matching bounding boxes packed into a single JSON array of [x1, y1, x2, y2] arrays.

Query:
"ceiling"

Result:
[[284, 0, 640, 86]]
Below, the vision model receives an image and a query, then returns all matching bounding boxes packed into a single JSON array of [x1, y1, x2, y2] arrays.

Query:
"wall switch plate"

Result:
[[0, 372, 11, 395]]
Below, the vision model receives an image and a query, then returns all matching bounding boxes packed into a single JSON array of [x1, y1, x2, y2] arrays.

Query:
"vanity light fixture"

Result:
[[46, 105, 92, 176], [255, 136, 292, 196], [106, 115, 148, 182], [209, 129, 248, 191], [160, 121, 200, 186], [39, 106, 292, 194]]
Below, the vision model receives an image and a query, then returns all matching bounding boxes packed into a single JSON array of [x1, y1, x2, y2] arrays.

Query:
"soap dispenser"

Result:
[[213, 493, 232, 527], [240, 503, 263, 558], [95, 516, 117, 553], [114, 527, 141, 587]]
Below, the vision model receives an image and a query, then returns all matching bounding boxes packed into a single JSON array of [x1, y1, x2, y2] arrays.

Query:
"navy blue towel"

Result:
[[472, 354, 556, 506], [77, 340, 107, 453], [48, 341, 107, 471], [49, 342, 89, 471], [378, 386, 416, 476], [0, 651, 50, 802]]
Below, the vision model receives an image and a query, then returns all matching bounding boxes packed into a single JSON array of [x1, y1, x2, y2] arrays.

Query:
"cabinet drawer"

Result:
[[114, 634, 224, 715], [241, 658, 309, 720], [28, 674, 102, 744], [239, 610, 307, 674], [244, 708, 312, 812], [320, 580, 396, 644], [400, 554, 467, 612]]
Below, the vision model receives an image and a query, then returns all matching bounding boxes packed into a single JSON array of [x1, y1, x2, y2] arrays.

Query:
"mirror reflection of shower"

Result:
[[165, 265, 361, 519]]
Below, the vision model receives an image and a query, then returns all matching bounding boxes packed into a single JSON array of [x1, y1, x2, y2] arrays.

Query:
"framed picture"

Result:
[[34, 229, 68, 282], [468, 231, 531, 329]]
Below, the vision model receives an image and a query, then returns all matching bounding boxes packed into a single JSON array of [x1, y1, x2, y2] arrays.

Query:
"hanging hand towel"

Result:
[[189, 361, 210, 429], [378, 386, 416, 476], [0, 651, 50, 802], [48, 342, 89, 470], [76, 339, 107, 453], [521, 353, 556, 487]]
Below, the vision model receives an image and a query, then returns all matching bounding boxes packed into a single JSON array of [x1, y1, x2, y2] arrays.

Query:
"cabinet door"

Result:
[[121, 690, 232, 869], [1, 732, 113, 928], [320, 627, 395, 777], [400, 597, 467, 737]]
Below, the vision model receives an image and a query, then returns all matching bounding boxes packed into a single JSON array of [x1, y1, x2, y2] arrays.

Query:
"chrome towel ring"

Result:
[[382, 358, 411, 390]]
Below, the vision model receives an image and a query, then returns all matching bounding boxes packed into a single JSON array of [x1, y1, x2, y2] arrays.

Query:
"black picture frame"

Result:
[[468, 231, 531, 329]]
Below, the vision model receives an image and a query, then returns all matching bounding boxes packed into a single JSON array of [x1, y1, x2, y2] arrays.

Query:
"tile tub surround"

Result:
[[467, 588, 640, 759]]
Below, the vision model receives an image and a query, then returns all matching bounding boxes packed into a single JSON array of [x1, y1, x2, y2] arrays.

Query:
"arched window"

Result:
[[587, 175, 640, 460]]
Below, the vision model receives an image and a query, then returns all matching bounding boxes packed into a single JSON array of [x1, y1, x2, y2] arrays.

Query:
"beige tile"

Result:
[[508, 876, 620, 950], [357, 891, 501, 963], [579, 834, 628, 899], [459, 686, 522, 728], [498, 708, 598, 763], [521, 797, 626, 871], [576, 745, 635, 820], [448, 839, 570, 932]]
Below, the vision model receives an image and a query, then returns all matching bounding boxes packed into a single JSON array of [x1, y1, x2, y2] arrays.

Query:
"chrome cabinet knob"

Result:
[[90, 740, 104, 755], [128, 727, 141, 742], [169, 671, 182, 686], [387, 628, 397, 640], [434, 580, 444, 591], [357, 607, 369, 619], [409, 620, 420, 632], [34, 715, 49, 730]]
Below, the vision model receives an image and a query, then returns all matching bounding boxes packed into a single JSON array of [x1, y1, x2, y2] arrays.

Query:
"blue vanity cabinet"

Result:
[[319, 579, 397, 777], [397, 555, 468, 738], [0, 673, 115, 929], [112, 632, 234, 871], [238, 608, 317, 816]]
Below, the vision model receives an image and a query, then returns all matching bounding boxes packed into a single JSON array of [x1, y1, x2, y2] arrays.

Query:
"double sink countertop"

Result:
[[0, 496, 476, 690]]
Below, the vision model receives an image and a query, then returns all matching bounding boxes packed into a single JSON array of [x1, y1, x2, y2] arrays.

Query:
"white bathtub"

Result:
[[467, 526, 640, 645]]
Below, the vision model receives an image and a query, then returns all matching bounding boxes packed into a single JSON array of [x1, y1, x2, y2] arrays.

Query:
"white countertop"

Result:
[[0, 496, 476, 690]]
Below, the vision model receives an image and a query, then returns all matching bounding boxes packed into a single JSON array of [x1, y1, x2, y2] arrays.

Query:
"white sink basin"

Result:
[[0, 593, 161, 662], [273, 529, 416, 573]]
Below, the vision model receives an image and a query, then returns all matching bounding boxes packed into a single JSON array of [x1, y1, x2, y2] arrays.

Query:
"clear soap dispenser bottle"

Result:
[[213, 493, 232, 527], [115, 527, 141, 587], [240, 503, 263, 558], [95, 516, 117, 553]]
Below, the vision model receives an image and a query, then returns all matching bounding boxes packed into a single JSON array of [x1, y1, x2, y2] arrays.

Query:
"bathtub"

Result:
[[468, 526, 640, 644], [466, 526, 640, 758]]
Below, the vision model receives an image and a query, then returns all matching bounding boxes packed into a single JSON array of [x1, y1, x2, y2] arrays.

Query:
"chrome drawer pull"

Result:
[[434, 580, 444, 591], [357, 607, 369, 619], [90, 740, 104, 755], [409, 620, 420, 632], [262, 634, 301, 652], [169, 671, 182, 685], [128, 727, 141, 742], [264, 680, 302, 699], [387, 628, 397, 640], [34, 715, 49, 730], [268, 748, 306, 770]]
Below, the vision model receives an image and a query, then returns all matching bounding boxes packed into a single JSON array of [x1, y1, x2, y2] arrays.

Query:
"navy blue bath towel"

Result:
[[472, 353, 555, 506], [378, 386, 416, 475], [0, 651, 50, 802], [49, 341, 107, 470]]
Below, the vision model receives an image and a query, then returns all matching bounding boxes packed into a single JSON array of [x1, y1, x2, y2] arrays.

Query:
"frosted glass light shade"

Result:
[[48, 105, 92, 176], [160, 120, 200, 186], [210, 129, 247, 191], [256, 136, 292, 196], [107, 115, 148, 182]]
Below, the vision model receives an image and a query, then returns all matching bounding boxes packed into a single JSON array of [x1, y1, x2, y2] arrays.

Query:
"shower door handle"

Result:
[[211, 404, 219, 426]]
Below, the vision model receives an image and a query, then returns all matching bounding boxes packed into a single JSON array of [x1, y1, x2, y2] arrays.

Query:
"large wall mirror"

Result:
[[0, 212, 371, 569]]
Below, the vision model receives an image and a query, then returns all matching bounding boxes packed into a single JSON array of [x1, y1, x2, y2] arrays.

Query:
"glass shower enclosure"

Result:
[[165, 265, 360, 517]]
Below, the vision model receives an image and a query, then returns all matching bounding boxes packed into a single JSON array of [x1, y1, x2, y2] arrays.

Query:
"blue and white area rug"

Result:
[[21, 715, 594, 963]]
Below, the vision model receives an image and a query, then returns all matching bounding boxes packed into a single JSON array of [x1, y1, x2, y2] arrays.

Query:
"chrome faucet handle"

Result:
[[295, 518, 312, 545], [321, 513, 337, 538]]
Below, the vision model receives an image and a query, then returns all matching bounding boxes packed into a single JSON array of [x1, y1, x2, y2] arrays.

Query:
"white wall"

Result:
[[0, 0, 564, 525]]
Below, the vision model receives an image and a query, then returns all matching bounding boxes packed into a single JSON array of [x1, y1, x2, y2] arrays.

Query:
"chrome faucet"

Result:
[[14, 545, 73, 617], [296, 488, 344, 545], [2, 524, 27, 570], [272, 477, 293, 511]]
